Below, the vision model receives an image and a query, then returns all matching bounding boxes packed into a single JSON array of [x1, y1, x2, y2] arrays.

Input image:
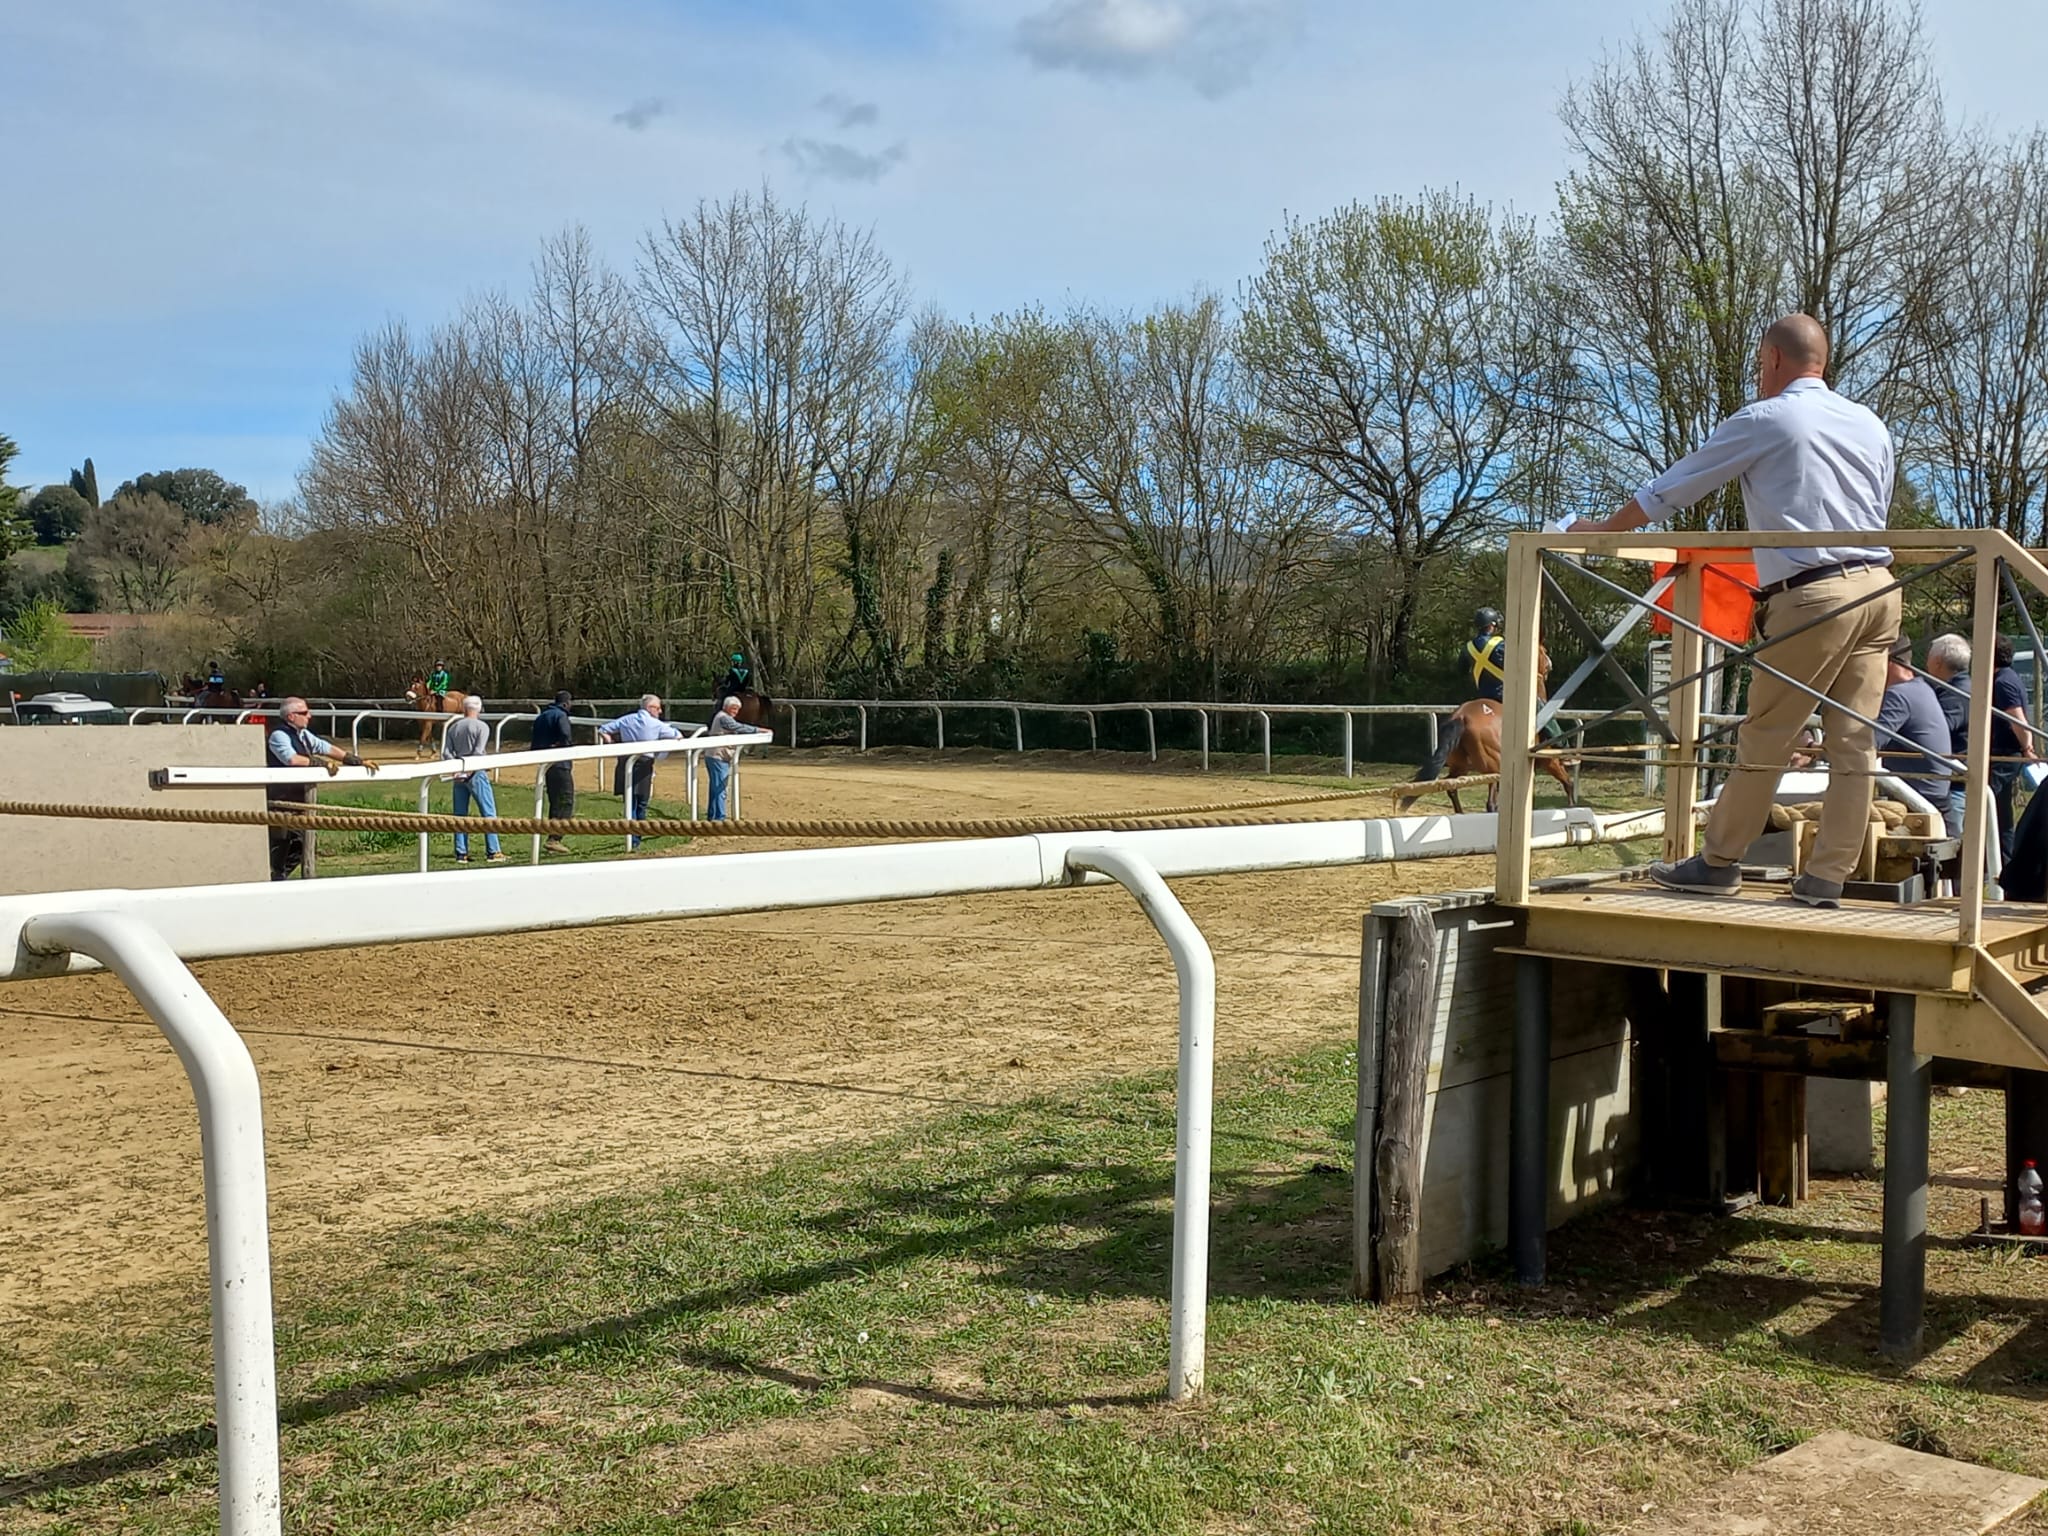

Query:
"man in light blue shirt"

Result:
[[597, 693, 683, 850], [1571, 314, 1900, 908]]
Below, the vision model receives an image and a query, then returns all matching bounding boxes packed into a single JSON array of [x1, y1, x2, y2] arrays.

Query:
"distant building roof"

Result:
[[61, 613, 164, 641]]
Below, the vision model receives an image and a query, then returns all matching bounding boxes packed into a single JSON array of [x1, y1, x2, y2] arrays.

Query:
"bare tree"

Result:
[[1239, 192, 1558, 671], [636, 189, 906, 689], [1907, 134, 2048, 539]]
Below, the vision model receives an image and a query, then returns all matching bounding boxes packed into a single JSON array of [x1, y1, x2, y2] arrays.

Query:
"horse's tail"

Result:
[[1396, 713, 1465, 812]]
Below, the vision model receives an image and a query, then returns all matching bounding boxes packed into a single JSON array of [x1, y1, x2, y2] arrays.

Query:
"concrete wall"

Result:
[[0, 726, 266, 893], [1358, 890, 1642, 1279]]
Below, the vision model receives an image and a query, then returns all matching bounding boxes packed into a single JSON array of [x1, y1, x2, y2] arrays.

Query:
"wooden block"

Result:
[[1637, 1431, 2046, 1535]]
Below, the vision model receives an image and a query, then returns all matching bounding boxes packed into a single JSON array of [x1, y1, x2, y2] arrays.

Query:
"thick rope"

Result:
[[0, 771, 1512, 843]]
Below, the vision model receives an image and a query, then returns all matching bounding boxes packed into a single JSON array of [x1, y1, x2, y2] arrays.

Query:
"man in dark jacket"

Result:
[[530, 689, 576, 853]]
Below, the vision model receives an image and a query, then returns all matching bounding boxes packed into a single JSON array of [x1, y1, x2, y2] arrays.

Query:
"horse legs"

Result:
[[1449, 788, 1466, 815]]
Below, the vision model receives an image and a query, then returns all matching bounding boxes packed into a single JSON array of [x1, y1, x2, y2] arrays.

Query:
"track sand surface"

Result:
[[0, 756, 1490, 1318]]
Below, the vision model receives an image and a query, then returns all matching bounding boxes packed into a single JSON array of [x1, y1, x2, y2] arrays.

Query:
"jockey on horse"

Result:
[[1466, 608, 1507, 703], [427, 660, 454, 711], [714, 652, 751, 703]]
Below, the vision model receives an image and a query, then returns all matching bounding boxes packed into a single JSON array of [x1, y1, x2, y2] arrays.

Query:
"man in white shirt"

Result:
[[1569, 314, 1899, 909]]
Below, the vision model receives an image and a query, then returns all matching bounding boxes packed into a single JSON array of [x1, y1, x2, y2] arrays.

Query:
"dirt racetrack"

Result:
[[0, 754, 1509, 1323]]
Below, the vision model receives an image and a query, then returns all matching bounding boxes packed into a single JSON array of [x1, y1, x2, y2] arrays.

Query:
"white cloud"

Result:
[[817, 92, 881, 129], [781, 137, 909, 183], [612, 96, 668, 129], [1013, 0, 1291, 95]]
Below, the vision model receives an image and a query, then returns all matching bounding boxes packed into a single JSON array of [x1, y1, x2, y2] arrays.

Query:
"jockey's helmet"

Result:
[[1474, 607, 1502, 633]]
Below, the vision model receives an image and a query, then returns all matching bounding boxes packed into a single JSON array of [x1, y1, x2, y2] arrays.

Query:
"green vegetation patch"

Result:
[[4, 1048, 2045, 1534]]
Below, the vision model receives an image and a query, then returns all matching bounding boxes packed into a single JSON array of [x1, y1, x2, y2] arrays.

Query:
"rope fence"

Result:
[[0, 771, 1518, 845]]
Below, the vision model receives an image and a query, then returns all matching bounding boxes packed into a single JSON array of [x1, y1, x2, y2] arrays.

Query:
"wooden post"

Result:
[[1496, 536, 1543, 904], [1960, 548, 2001, 945], [1665, 558, 1706, 864], [1352, 913, 1390, 1300], [1756, 1074, 1809, 1205], [1372, 903, 1439, 1305]]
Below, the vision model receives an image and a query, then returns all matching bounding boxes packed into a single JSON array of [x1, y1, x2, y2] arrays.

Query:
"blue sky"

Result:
[[3, 0, 2041, 502]]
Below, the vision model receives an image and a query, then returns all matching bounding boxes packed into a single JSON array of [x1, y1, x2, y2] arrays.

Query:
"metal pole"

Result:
[[1258, 710, 1271, 774], [1145, 708, 1157, 762], [1064, 846, 1214, 1402], [1014, 707, 1024, 752], [531, 771, 545, 865], [786, 704, 797, 752], [623, 756, 637, 852], [416, 780, 430, 871], [302, 787, 317, 879], [1199, 709, 1209, 771], [934, 705, 945, 751], [1087, 710, 1098, 753], [1510, 953, 1552, 1286], [22, 911, 282, 1536], [1425, 712, 1438, 754], [1343, 712, 1354, 779], [1881, 992, 1929, 1359]]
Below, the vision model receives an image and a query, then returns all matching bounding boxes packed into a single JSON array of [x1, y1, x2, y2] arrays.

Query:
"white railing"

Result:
[[152, 732, 772, 870], [145, 696, 1645, 777], [0, 803, 1657, 1536]]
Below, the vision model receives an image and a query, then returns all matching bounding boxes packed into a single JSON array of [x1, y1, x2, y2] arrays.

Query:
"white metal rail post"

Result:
[[20, 911, 280, 1536], [1064, 846, 1214, 1401]]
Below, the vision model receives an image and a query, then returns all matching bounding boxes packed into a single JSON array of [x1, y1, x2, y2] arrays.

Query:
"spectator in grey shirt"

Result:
[[704, 696, 770, 821], [442, 695, 502, 863], [1877, 638, 1959, 835]]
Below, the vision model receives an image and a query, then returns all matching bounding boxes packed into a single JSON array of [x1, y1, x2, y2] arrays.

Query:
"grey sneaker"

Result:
[[1648, 854, 1741, 896], [1790, 873, 1843, 909]]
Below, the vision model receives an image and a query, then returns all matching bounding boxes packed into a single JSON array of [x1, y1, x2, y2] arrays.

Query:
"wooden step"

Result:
[[1634, 1430, 2045, 1535]]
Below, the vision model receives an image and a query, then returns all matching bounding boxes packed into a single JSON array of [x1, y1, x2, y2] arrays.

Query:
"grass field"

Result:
[[3, 1041, 2044, 1534]]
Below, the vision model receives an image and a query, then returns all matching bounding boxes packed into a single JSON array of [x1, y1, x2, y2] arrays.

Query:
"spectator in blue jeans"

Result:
[[704, 696, 770, 819], [597, 693, 683, 849], [443, 695, 504, 864]]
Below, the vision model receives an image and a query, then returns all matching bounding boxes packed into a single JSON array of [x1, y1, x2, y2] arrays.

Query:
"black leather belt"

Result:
[[1760, 560, 1885, 598]]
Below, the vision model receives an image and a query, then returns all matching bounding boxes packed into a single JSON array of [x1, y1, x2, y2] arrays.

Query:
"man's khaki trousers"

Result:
[[1701, 564, 1901, 883]]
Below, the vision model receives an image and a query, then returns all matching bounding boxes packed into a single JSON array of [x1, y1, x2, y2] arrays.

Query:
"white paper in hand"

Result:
[[1542, 516, 1578, 534]]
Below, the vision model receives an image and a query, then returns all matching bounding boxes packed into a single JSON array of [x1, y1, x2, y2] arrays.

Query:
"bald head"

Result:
[[1758, 314, 1829, 397]]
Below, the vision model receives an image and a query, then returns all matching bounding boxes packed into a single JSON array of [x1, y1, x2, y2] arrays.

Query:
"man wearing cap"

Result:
[[1878, 638, 1957, 835], [1569, 314, 1897, 909]]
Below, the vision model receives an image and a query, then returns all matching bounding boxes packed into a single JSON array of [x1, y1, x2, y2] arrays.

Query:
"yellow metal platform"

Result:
[[1513, 881, 2048, 1070]]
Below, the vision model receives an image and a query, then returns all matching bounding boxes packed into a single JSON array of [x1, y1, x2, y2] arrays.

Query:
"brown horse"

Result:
[[181, 677, 244, 717], [404, 675, 468, 756], [726, 688, 774, 731], [1398, 644, 1576, 813]]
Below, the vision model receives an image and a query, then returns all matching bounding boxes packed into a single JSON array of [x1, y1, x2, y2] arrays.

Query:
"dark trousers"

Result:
[[1993, 765, 2022, 862], [269, 828, 304, 881], [613, 757, 657, 848], [544, 761, 576, 821]]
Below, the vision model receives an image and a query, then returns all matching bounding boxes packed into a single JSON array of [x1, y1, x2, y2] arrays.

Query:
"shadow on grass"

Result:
[[1491, 1203, 2048, 1398], [0, 1147, 1353, 1505]]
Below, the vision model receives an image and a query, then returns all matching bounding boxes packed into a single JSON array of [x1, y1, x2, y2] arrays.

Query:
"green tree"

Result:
[[77, 492, 192, 612], [0, 433, 28, 556], [69, 458, 100, 507], [112, 467, 257, 526], [25, 483, 90, 544], [0, 597, 92, 670]]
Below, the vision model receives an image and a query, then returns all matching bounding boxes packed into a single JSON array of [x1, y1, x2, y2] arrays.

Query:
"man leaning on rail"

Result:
[[266, 696, 372, 881], [1567, 313, 1898, 911]]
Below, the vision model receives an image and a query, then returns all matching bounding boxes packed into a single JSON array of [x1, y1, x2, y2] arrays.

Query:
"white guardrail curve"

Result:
[[1, 802, 1659, 1536]]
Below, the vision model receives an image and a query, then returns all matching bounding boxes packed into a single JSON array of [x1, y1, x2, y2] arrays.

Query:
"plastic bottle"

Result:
[[2020, 1160, 2047, 1237]]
